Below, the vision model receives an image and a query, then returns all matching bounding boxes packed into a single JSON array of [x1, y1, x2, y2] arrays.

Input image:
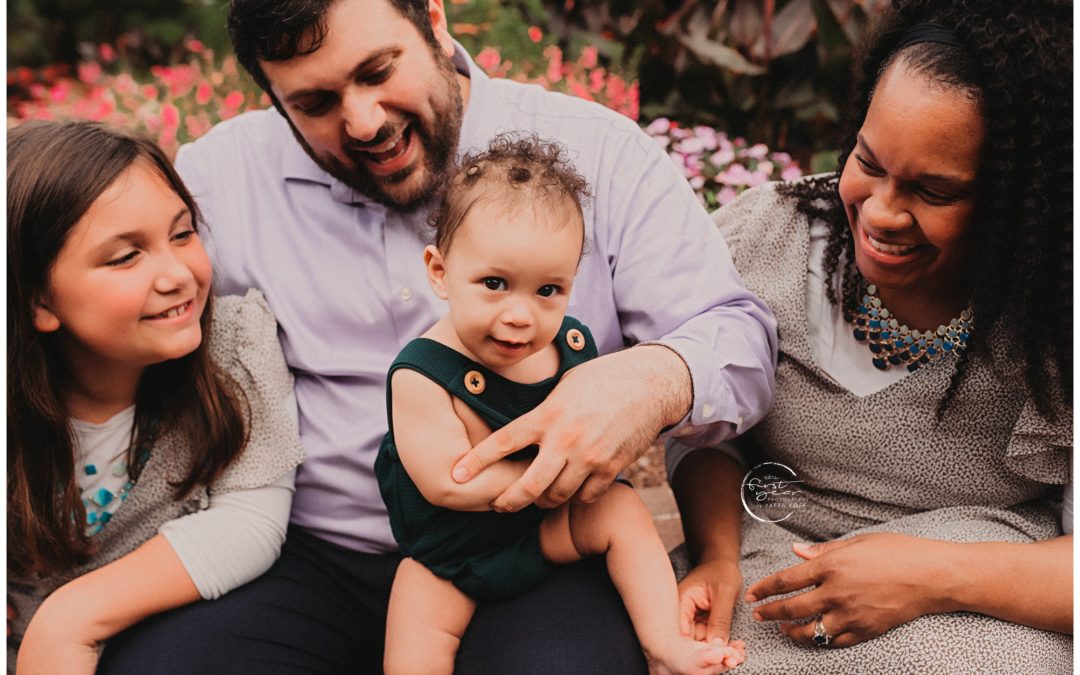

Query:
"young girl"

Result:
[[7, 120, 303, 673], [375, 134, 747, 675]]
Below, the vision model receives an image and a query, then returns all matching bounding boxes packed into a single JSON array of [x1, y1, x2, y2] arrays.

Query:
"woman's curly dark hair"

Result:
[[431, 132, 592, 254], [780, 0, 1072, 420]]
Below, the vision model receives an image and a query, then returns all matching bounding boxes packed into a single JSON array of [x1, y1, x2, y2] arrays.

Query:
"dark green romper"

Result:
[[375, 317, 597, 602]]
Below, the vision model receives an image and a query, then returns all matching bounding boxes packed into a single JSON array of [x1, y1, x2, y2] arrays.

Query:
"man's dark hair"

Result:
[[780, 0, 1072, 420], [228, 0, 435, 105]]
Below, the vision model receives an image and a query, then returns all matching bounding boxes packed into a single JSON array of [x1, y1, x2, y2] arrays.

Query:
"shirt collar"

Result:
[[278, 40, 481, 206], [455, 41, 488, 155]]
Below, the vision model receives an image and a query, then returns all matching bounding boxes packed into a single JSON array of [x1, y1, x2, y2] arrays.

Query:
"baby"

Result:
[[375, 133, 746, 674]]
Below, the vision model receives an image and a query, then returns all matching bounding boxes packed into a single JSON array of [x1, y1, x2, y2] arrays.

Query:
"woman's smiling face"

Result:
[[839, 60, 984, 305]]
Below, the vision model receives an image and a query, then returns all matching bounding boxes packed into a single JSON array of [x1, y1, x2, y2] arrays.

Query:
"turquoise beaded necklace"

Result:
[[847, 283, 973, 372], [80, 418, 156, 535]]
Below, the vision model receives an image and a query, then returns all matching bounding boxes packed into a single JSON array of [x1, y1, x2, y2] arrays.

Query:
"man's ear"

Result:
[[427, 0, 456, 59], [424, 245, 450, 300], [32, 295, 61, 333]]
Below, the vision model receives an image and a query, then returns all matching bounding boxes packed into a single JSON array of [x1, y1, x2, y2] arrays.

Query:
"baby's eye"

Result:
[[483, 277, 507, 291], [537, 284, 562, 297]]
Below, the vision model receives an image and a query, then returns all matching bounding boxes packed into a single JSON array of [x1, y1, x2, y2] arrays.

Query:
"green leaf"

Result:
[[680, 19, 765, 75], [810, 150, 840, 174], [759, 0, 817, 60]]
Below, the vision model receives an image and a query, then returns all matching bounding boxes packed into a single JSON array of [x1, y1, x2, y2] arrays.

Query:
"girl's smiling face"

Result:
[[34, 161, 212, 378], [839, 60, 984, 309]]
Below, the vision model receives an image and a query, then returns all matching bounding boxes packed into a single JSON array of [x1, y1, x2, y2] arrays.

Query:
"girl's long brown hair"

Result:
[[8, 121, 249, 577]]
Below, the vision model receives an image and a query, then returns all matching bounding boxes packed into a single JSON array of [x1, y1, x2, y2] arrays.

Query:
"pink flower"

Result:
[[141, 84, 159, 100], [645, 118, 671, 135], [186, 114, 211, 139], [744, 143, 769, 160], [588, 69, 604, 94], [186, 39, 205, 54], [223, 90, 244, 110], [544, 45, 563, 83], [782, 165, 803, 181], [709, 148, 735, 167], [158, 127, 177, 152], [716, 163, 753, 186], [718, 186, 739, 205], [580, 46, 599, 70], [114, 73, 137, 94], [77, 62, 102, 84], [569, 81, 592, 101], [99, 43, 117, 63], [746, 168, 770, 187], [475, 47, 502, 73], [196, 83, 213, 105], [162, 103, 180, 128], [528, 26, 543, 43], [49, 83, 69, 103]]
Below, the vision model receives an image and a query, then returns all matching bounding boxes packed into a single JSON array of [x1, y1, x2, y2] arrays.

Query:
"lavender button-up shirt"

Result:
[[175, 45, 777, 553]]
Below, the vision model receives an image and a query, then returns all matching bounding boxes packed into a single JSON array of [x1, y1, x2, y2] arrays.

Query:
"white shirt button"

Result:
[[399, 288, 413, 301], [702, 403, 715, 419]]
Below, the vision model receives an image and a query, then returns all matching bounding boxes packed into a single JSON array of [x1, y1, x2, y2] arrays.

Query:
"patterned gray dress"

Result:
[[697, 181, 1072, 674]]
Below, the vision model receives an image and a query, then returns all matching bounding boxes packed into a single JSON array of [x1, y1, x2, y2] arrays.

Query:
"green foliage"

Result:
[[445, 0, 553, 71], [8, 0, 230, 70], [536, 0, 889, 160]]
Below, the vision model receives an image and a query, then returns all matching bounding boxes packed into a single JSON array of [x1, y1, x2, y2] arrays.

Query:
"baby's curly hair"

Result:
[[780, 0, 1072, 420], [431, 133, 592, 253]]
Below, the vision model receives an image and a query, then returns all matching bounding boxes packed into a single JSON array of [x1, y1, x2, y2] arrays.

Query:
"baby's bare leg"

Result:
[[385, 558, 476, 675], [540, 484, 744, 675]]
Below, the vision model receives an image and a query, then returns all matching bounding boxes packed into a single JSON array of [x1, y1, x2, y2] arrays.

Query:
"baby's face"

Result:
[[436, 198, 582, 369]]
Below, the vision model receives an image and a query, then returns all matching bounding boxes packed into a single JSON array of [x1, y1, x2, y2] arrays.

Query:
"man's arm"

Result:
[[452, 344, 690, 510]]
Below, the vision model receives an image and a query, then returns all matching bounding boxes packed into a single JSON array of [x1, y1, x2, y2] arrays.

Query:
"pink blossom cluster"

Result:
[[8, 40, 269, 159], [644, 118, 803, 208], [8, 39, 800, 204], [474, 44, 639, 121]]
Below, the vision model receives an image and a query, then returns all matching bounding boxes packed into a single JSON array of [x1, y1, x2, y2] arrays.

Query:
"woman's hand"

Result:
[[744, 533, 957, 648], [679, 557, 744, 644], [16, 595, 99, 675]]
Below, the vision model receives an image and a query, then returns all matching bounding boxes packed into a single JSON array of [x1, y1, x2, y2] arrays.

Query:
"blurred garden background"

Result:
[[8, 0, 891, 208]]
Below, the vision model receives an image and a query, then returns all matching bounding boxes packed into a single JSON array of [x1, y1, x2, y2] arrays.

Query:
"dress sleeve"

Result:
[[209, 289, 305, 493], [709, 180, 787, 266], [1004, 395, 1071, 485]]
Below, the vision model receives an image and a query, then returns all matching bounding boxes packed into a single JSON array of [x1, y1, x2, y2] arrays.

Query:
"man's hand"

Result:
[[451, 345, 691, 511]]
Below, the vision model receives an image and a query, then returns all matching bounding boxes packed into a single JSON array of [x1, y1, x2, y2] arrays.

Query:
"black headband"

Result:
[[896, 22, 962, 50]]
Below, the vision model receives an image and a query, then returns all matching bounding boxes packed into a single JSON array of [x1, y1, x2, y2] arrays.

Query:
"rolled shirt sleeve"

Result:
[[591, 118, 778, 446]]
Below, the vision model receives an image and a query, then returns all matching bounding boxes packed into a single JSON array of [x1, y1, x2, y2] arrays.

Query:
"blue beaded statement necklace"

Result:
[[847, 283, 973, 372]]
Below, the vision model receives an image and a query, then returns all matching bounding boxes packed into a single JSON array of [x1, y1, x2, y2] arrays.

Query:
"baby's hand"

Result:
[[715, 638, 746, 670]]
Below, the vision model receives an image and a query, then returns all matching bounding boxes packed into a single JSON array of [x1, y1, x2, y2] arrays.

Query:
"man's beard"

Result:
[[286, 47, 464, 213]]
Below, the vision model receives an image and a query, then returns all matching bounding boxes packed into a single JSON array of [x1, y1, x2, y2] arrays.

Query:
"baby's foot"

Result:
[[647, 637, 746, 675]]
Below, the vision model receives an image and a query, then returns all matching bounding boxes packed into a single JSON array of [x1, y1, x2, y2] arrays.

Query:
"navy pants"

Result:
[[97, 526, 647, 674]]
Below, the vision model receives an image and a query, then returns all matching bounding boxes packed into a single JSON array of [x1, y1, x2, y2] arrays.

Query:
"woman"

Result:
[[670, 1, 1072, 672]]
